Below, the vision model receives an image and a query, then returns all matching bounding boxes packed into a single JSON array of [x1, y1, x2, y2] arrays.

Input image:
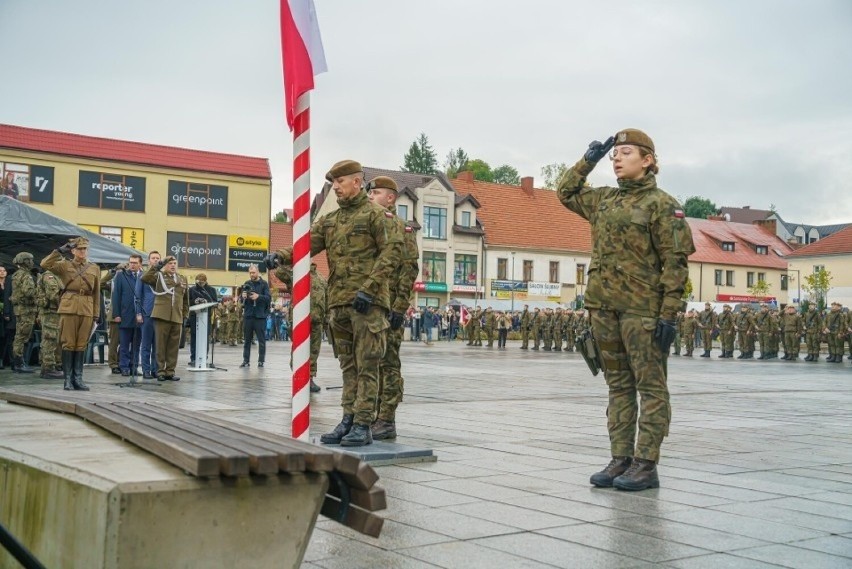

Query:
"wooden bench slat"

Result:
[[326, 483, 386, 512], [320, 496, 384, 538], [337, 461, 380, 491], [0, 391, 78, 413], [89, 403, 249, 477], [111, 403, 280, 475], [75, 403, 220, 477]]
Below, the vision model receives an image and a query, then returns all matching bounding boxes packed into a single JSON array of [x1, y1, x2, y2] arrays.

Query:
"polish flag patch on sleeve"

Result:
[[674, 209, 685, 218]]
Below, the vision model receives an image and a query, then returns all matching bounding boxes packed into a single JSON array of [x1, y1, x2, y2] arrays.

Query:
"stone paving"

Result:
[[1, 339, 851, 568]]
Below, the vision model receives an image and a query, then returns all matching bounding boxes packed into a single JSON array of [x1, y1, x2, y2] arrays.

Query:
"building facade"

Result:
[[786, 225, 852, 307]]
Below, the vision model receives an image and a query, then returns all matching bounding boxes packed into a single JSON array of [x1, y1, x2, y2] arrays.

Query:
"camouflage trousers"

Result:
[[758, 333, 770, 356], [330, 305, 388, 426], [737, 330, 753, 353], [827, 331, 844, 357], [470, 322, 482, 345], [533, 328, 542, 348], [702, 330, 713, 352], [805, 331, 820, 354], [591, 310, 670, 463], [682, 334, 694, 355], [543, 328, 552, 349], [672, 332, 681, 354], [770, 332, 780, 354], [521, 327, 530, 348], [377, 327, 405, 422], [565, 329, 575, 351], [784, 332, 800, 356], [39, 310, 60, 369], [12, 309, 36, 358], [483, 326, 494, 347], [720, 329, 735, 352], [554, 330, 563, 351]]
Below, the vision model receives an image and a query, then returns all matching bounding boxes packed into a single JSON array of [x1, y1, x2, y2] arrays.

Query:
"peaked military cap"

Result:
[[615, 128, 655, 154], [325, 160, 362, 182], [71, 237, 89, 248], [366, 176, 398, 193]]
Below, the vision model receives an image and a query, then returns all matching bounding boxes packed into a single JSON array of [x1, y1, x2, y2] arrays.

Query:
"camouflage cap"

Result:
[[366, 176, 398, 193], [13, 252, 33, 264], [325, 160, 362, 182], [615, 128, 655, 153]]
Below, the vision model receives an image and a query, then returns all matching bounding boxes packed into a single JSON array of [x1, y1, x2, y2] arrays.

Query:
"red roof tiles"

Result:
[[0, 123, 270, 179], [450, 177, 592, 253], [687, 218, 792, 269], [787, 224, 852, 257]]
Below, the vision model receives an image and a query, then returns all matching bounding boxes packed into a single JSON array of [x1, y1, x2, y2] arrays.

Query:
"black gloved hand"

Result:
[[583, 136, 616, 164], [58, 242, 74, 254], [264, 252, 282, 270], [389, 311, 405, 330], [654, 319, 677, 354], [155, 259, 167, 271], [352, 291, 373, 314]]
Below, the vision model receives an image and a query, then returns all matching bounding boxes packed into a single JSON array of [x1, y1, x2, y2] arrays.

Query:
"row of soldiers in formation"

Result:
[[463, 305, 590, 350], [673, 302, 852, 361]]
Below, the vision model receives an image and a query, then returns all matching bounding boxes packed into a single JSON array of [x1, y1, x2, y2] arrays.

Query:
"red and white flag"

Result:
[[460, 306, 470, 326], [280, 0, 327, 130]]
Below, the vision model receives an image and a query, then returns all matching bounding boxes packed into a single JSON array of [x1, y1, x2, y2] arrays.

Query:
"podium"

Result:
[[188, 302, 219, 372]]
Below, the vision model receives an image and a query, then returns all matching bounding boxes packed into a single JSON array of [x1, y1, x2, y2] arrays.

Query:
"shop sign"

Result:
[[167, 232, 226, 270], [490, 279, 527, 292], [168, 180, 228, 219], [79, 171, 146, 211], [414, 282, 448, 293], [716, 294, 776, 303], [528, 281, 560, 297], [228, 234, 269, 250], [451, 285, 483, 293], [1, 162, 54, 203]]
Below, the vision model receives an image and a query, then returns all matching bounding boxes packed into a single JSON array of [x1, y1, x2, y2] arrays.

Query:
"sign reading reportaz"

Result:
[[167, 232, 226, 271], [78, 171, 146, 211], [167, 180, 228, 219]]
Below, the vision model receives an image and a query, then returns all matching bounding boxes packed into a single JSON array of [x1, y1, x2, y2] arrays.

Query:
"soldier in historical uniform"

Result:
[[140, 255, 189, 381], [519, 305, 531, 349], [824, 302, 845, 362], [266, 160, 402, 447], [365, 176, 419, 439], [780, 304, 803, 360], [803, 303, 823, 361], [557, 128, 694, 491], [717, 304, 736, 358], [41, 237, 101, 390], [36, 268, 65, 378], [10, 252, 38, 373], [735, 305, 756, 359], [697, 302, 717, 357], [482, 307, 496, 348]]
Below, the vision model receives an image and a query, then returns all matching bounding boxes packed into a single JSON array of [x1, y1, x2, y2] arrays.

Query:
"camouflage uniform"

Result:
[[557, 145, 694, 466], [780, 307, 803, 359], [698, 306, 716, 356], [10, 253, 38, 371], [552, 308, 564, 351], [36, 270, 64, 376], [672, 312, 683, 355], [482, 307, 496, 347], [274, 264, 328, 380], [754, 307, 771, 359], [769, 309, 782, 358], [803, 305, 823, 360], [681, 314, 699, 356], [563, 309, 575, 351], [519, 307, 531, 349], [717, 306, 736, 357], [531, 308, 542, 350], [735, 308, 756, 359], [470, 307, 483, 346], [824, 304, 845, 362]]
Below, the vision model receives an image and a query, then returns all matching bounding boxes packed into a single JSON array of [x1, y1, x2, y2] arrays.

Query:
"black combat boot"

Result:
[[340, 423, 372, 447], [701, 350, 710, 357], [320, 414, 354, 444], [62, 350, 74, 391], [309, 379, 321, 393], [737, 352, 745, 359], [613, 458, 660, 491], [804, 354, 812, 361], [12, 355, 34, 374], [40, 367, 64, 379], [370, 419, 397, 440], [71, 351, 89, 391], [543, 346, 551, 351], [590, 456, 632, 488]]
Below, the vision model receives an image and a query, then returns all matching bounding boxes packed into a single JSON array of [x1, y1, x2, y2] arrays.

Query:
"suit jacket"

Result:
[[141, 266, 189, 324], [134, 269, 156, 319], [188, 283, 218, 322], [111, 269, 141, 328]]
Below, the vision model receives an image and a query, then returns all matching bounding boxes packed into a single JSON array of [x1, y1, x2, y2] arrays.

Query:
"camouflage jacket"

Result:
[[717, 310, 735, 332], [520, 309, 531, 329], [483, 310, 496, 328], [698, 308, 717, 329], [10, 268, 37, 314], [803, 310, 822, 332], [388, 205, 419, 315], [825, 310, 845, 332], [735, 312, 756, 333], [754, 311, 771, 333], [557, 158, 695, 320], [682, 317, 699, 336], [780, 313, 803, 334], [274, 266, 328, 323], [37, 270, 63, 311]]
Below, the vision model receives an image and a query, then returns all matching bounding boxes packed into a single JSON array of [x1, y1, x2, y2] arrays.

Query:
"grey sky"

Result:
[[2, 0, 851, 223]]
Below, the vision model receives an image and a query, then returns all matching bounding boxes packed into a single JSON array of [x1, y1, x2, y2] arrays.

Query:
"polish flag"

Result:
[[280, 0, 327, 130], [460, 306, 470, 326]]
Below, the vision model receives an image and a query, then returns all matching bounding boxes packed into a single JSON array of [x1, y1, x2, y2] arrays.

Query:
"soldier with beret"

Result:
[[803, 303, 822, 361], [10, 252, 38, 373], [717, 304, 736, 358], [41, 237, 101, 390], [519, 305, 531, 349], [265, 160, 403, 446], [557, 128, 695, 491], [141, 255, 189, 381], [698, 302, 717, 357], [365, 175, 419, 440], [735, 305, 756, 359]]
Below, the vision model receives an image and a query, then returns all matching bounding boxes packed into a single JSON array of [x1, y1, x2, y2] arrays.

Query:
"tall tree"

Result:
[[803, 268, 832, 310], [465, 159, 493, 182], [682, 196, 718, 219], [492, 164, 520, 185], [444, 148, 469, 178], [272, 211, 289, 223], [401, 132, 439, 175], [748, 279, 771, 298], [540, 162, 569, 189]]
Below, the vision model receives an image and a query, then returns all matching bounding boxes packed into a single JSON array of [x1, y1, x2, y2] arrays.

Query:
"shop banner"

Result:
[[1, 162, 54, 203], [79, 170, 146, 211], [167, 180, 228, 219], [167, 232, 226, 270]]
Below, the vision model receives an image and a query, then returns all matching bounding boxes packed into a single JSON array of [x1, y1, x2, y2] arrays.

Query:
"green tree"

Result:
[[682, 277, 693, 300], [540, 162, 569, 189], [465, 159, 494, 182], [401, 133, 439, 175], [492, 164, 520, 185], [748, 279, 771, 298], [802, 268, 832, 310], [444, 148, 469, 178], [272, 211, 288, 223], [682, 196, 718, 219]]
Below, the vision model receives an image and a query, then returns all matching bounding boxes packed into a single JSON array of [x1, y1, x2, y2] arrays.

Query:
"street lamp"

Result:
[[511, 251, 516, 312]]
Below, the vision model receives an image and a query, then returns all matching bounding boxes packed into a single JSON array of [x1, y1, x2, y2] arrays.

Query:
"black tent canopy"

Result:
[[0, 195, 144, 267]]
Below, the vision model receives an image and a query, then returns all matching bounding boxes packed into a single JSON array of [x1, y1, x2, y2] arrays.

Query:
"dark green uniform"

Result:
[[780, 308, 803, 359], [483, 307, 496, 347], [803, 306, 822, 360], [717, 306, 736, 357], [520, 307, 531, 349], [36, 270, 64, 376], [681, 314, 699, 356], [10, 259, 37, 366], [735, 308, 756, 359], [698, 306, 716, 356]]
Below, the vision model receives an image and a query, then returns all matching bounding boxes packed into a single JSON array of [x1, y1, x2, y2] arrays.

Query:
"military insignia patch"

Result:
[[405, 226, 413, 233], [674, 209, 685, 218], [618, 132, 627, 142]]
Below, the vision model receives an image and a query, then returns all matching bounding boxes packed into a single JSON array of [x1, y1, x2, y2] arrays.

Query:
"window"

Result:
[[422, 251, 446, 283], [454, 255, 478, 285], [418, 296, 440, 308], [758, 272, 766, 283], [423, 206, 447, 239], [461, 211, 471, 227], [755, 245, 768, 255], [576, 264, 586, 285], [397, 204, 408, 221], [714, 269, 723, 286], [166, 232, 227, 270], [726, 270, 734, 286], [722, 242, 735, 251], [497, 258, 508, 280], [781, 275, 789, 291], [523, 260, 533, 282], [747, 272, 755, 287], [814, 265, 825, 274], [549, 261, 559, 284]]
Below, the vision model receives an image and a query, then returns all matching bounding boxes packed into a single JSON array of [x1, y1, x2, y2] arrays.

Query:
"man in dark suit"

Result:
[[239, 264, 270, 368], [112, 254, 143, 376], [188, 273, 218, 366]]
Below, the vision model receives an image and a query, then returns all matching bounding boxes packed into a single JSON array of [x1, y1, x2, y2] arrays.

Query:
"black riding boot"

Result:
[[62, 350, 74, 391], [71, 351, 89, 391]]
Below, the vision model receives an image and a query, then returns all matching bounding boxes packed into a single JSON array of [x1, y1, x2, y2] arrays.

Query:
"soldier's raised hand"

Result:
[[584, 136, 616, 164]]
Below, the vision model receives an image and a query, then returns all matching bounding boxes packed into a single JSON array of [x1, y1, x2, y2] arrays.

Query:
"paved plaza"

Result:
[[1, 339, 851, 568]]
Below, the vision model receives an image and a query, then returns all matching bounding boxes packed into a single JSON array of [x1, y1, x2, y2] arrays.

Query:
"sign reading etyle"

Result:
[[78, 171, 146, 211]]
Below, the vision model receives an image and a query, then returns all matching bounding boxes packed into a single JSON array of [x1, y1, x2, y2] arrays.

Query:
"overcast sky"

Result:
[[2, 0, 851, 224]]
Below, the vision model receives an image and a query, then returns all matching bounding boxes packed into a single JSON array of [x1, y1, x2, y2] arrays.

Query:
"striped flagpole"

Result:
[[291, 92, 311, 440]]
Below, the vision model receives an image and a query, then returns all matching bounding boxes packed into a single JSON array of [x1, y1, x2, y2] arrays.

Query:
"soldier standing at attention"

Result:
[[265, 160, 402, 447], [681, 311, 699, 357], [717, 304, 736, 358], [36, 268, 65, 378], [754, 304, 771, 359], [552, 307, 564, 351], [365, 176, 419, 439], [141, 256, 189, 381], [563, 308, 575, 351], [41, 238, 101, 390], [10, 252, 38, 373], [557, 128, 694, 491], [672, 311, 683, 356], [698, 302, 716, 357], [735, 305, 755, 359], [483, 307, 496, 348], [769, 307, 782, 359], [470, 306, 483, 346], [824, 302, 845, 362], [520, 305, 531, 349], [780, 305, 804, 360], [803, 303, 822, 361], [531, 307, 543, 350]]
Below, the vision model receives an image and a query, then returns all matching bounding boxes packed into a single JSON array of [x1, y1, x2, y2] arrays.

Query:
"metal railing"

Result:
[[0, 520, 46, 569]]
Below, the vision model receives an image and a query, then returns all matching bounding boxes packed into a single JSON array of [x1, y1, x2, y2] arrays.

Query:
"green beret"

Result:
[[615, 128, 655, 154], [366, 176, 398, 193], [325, 160, 362, 182]]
